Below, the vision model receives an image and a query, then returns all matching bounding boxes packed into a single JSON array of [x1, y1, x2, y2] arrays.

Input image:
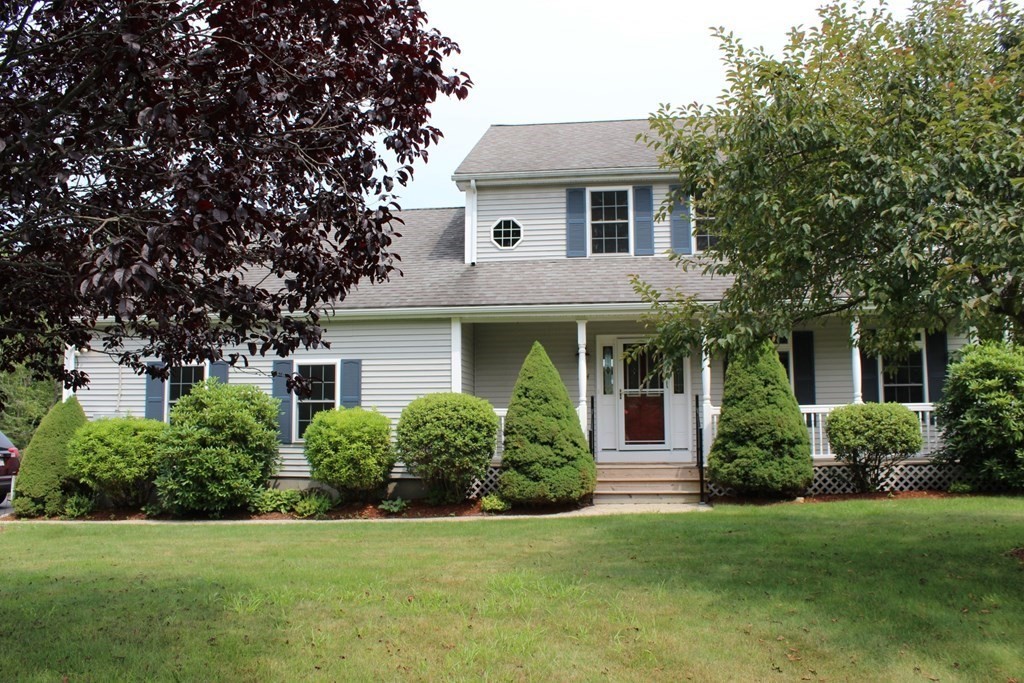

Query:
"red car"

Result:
[[0, 430, 20, 503]]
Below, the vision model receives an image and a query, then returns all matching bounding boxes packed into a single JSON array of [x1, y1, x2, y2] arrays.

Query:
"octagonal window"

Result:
[[491, 219, 522, 249]]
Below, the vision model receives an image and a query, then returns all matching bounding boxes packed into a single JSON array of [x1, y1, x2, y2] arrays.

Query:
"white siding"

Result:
[[72, 319, 452, 478], [74, 347, 148, 419], [473, 322, 579, 408], [474, 183, 675, 262]]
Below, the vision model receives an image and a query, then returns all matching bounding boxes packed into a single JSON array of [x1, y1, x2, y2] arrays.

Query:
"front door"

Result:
[[619, 342, 667, 449]]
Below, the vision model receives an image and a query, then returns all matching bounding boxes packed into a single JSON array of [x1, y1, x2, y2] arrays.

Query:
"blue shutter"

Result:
[[792, 331, 816, 405], [669, 185, 692, 255], [566, 188, 587, 258], [210, 360, 229, 384], [860, 350, 880, 403], [340, 359, 362, 408], [925, 330, 948, 403], [272, 359, 294, 443], [633, 186, 654, 256], [144, 362, 165, 421]]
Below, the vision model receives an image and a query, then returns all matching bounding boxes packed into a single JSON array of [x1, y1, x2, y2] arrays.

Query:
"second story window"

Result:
[[693, 208, 719, 252], [590, 190, 630, 254], [491, 219, 522, 249]]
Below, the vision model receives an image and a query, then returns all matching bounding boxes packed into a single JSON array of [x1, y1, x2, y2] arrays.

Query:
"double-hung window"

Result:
[[693, 206, 719, 253], [880, 335, 927, 403], [589, 189, 630, 255], [296, 362, 338, 438], [167, 365, 206, 418]]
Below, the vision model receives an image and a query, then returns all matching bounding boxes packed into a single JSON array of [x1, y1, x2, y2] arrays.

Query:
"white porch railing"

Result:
[[708, 403, 939, 459], [494, 409, 507, 459]]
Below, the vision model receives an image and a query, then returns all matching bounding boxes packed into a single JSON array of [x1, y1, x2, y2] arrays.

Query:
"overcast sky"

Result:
[[397, 0, 912, 209]]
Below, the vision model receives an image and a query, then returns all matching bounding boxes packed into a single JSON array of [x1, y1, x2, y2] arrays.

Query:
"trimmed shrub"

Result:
[[499, 341, 596, 505], [67, 417, 168, 507], [13, 397, 87, 517], [708, 340, 813, 498], [479, 494, 511, 513], [397, 392, 498, 503], [155, 380, 280, 517], [303, 407, 395, 499], [825, 403, 923, 492], [935, 342, 1024, 491], [62, 492, 94, 519]]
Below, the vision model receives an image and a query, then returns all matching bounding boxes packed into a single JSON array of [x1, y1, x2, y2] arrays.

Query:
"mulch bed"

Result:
[[16, 498, 582, 521]]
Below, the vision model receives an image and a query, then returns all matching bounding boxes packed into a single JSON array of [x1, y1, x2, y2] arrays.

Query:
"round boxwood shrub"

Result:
[[13, 396, 87, 517], [154, 380, 280, 517], [304, 407, 396, 499], [935, 342, 1024, 491], [67, 417, 168, 508], [708, 340, 813, 499], [397, 392, 498, 503], [499, 341, 596, 506], [825, 403, 923, 493]]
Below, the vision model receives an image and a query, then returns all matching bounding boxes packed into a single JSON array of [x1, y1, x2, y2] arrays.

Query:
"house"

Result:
[[66, 119, 967, 502]]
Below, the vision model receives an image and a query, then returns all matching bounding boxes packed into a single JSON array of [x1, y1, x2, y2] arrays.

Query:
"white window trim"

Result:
[[489, 217, 523, 250], [164, 361, 210, 423], [293, 358, 341, 442], [691, 201, 717, 254], [586, 186, 633, 257], [877, 331, 929, 404]]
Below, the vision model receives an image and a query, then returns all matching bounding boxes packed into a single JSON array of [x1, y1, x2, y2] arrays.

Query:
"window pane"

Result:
[[590, 190, 630, 255], [882, 349, 925, 404], [168, 366, 205, 412], [297, 364, 337, 437]]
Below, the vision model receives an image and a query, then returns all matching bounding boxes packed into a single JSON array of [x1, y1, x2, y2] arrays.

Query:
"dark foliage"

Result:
[[708, 340, 813, 498], [499, 342, 596, 506], [13, 396, 87, 517], [935, 342, 1024, 491], [0, 1, 470, 396]]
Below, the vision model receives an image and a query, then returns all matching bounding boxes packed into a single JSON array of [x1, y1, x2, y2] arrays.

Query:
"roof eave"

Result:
[[452, 167, 675, 191]]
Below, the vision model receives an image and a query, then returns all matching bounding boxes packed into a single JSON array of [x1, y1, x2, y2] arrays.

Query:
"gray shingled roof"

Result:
[[306, 207, 730, 311], [453, 120, 661, 177]]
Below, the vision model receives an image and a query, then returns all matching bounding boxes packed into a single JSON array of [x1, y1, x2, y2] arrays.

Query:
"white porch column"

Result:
[[576, 320, 588, 433], [451, 317, 462, 393], [701, 340, 713, 456], [62, 345, 77, 402], [851, 319, 863, 404]]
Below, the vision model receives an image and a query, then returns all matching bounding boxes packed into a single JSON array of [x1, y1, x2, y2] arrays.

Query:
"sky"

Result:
[[398, 0, 912, 209]]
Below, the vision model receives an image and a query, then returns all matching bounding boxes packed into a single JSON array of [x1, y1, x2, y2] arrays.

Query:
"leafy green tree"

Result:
[[708, 341, 813, 498], [499, 342, 596, 506], [0, 366, 58, 446], [13, 397, 87, 517], [640, 0, 1024, 365]]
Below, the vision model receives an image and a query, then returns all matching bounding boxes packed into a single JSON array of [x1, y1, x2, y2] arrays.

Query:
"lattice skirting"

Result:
[[708, 461, 962, 498], [466, 466, 503, 499]]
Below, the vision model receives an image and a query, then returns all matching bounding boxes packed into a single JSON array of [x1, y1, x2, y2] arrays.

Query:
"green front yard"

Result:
[[1, 498, 1022, 681]]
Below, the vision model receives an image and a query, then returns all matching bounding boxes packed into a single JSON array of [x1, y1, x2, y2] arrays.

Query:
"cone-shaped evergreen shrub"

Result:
[[708, 340, 813, 498], [499, 341, 596, 505], [13, 396, 87, 517]]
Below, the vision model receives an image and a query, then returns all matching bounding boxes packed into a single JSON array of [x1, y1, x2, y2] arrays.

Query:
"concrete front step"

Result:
[[595, 479, 702, 494], [595, 464, 700, 481], [593, 492, 701, 505]]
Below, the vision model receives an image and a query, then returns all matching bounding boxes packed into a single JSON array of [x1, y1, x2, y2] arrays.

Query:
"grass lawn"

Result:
[[1, 498, 1022, 682]]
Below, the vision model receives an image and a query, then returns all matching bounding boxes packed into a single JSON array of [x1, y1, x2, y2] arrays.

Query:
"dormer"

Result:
[[452, 120, 701, 264]]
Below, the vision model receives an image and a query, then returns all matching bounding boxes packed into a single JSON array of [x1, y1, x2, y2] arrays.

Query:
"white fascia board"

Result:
[[453, 167, 676, 191], [318, 301, 717, 323]]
